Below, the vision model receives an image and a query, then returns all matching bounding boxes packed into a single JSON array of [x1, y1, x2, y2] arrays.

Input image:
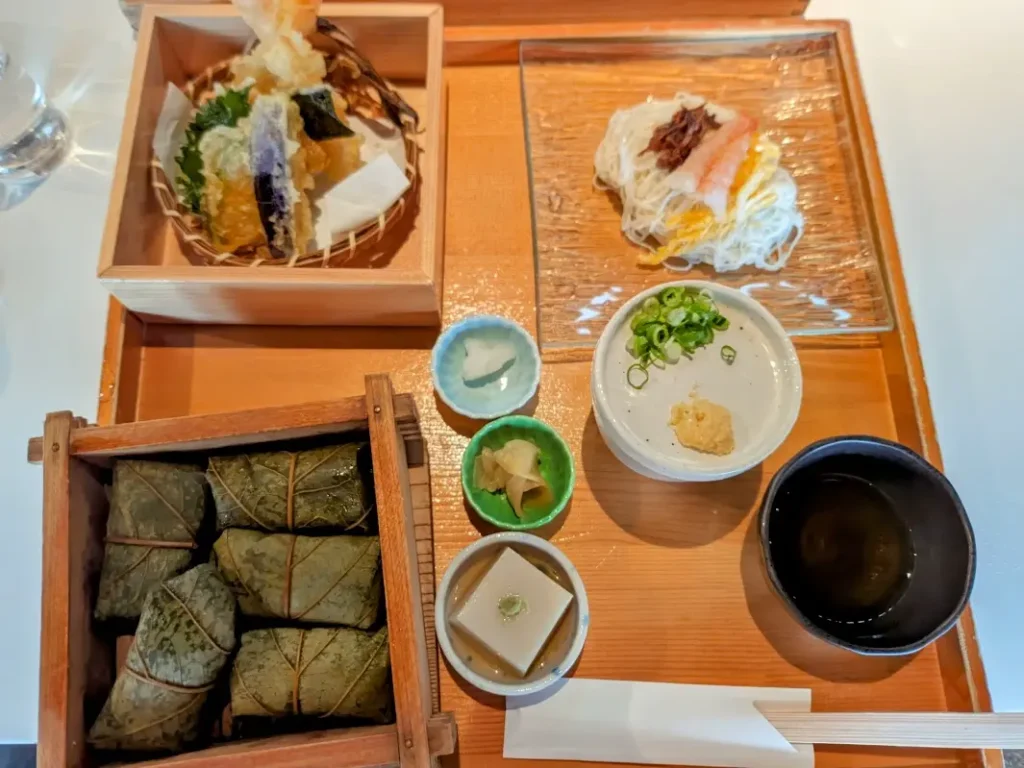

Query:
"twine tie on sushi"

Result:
[[105, 536, 197, 549], [124, 666, 217, 696]]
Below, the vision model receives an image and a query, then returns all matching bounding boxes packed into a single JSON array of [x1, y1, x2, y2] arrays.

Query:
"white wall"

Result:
[[0, 4, 133, 741], [806, 0, 1024, 711]]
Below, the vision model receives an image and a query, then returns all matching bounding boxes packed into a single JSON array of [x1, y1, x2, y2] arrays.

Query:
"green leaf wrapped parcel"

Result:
[[212, 529, 382, 628], [95, 460, 209, 620], [231, 627, 392, 722], [88, 564, 237, 752], [207, 444, 373, 533]]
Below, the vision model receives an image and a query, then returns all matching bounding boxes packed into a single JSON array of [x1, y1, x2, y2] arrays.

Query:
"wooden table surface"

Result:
[[100, 62, 996, 768]]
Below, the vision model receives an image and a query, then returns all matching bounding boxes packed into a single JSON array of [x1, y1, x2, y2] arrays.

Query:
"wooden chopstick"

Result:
[[760, 711, 1024, 749]]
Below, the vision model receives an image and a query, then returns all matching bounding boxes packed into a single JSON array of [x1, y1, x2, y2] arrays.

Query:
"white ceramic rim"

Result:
[[592, 280, 803, 482], [592, 403, 675, 481], [430, 314, 541, 420], [434, 531, 590, 698]]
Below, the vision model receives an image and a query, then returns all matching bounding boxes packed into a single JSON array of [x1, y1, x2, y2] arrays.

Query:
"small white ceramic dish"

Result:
[[435, 532, 589, 697], [592, 280, 802, 482], [431, 315, 541, 420]]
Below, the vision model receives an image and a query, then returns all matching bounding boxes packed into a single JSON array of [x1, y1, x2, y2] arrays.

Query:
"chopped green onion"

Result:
[[665, 307, 687, 326], [659, 286, 684, 308], [673, 328, 704, 349], [721, 345, 737, 365], [645, 324, 669, 348], [498, 594, 527, 619], [626, 335, 649, 359], [663, 338, 682, 363], [623, 286, 731, 387], [626, 363, 649, 389]]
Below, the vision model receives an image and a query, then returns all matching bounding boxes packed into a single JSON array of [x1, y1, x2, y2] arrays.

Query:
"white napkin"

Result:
[[504, 679, 814, 768], [313, 152, 410, 247]]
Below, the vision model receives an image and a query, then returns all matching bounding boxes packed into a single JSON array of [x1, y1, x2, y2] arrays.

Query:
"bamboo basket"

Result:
[[150, 20, 421, 268]]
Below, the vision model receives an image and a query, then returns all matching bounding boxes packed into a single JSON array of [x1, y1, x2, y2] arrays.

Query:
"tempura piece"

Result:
[[200, 124, 264, 251], [250, 93, 315, 258], [231, 0, 326, 94], [234, 0, 319, 40], [319, 135, 364, 184]]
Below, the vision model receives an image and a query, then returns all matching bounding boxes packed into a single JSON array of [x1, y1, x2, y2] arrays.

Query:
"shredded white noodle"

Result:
[[594, 93, 804, 272]]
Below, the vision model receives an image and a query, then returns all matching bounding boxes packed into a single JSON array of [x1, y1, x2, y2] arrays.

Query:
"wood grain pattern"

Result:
[[761, 711, 1024, 749], [37, 414, 114, 768], [410, 464, 441, 713], [28, 396, 418, 462], [98, 4, 445, 326], [445, 18, 851, 66], [37, 412, 75, 768], [87, 19, 994, 768], [367, 375, 433, 768], [120, 714, 456, 768], [120, 0, 808, 30]]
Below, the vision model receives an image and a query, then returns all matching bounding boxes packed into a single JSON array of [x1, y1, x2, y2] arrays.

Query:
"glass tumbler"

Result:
[[0, 44, 70, 180]]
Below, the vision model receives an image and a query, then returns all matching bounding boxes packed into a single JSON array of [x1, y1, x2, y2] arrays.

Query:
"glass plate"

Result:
[[521, 34, 894, 352]]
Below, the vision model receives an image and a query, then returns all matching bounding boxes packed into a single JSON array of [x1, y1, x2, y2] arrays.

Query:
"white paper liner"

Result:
[[151, 83, 192, 191]]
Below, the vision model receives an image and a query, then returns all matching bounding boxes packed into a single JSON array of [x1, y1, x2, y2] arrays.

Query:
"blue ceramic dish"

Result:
[[431, 315, 540, 419]]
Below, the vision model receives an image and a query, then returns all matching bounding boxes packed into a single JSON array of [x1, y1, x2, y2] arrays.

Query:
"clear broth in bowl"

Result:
[[445, 545, 578, 683]]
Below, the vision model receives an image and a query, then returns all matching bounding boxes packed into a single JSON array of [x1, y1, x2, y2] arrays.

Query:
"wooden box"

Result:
[[99, 4, 446, 326], [30, 375, 456, 768]]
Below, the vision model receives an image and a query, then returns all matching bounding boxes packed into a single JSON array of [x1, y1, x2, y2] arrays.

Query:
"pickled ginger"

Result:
[[473, 439, 548, 519]]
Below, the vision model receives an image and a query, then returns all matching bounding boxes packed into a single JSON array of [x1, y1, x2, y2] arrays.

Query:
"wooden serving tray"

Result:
[[31, 378, 456, 768], [72, 15, 998, 768], [100, 3, 445, 326]]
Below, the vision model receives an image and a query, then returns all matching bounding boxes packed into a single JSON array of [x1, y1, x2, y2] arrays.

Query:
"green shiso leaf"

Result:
[[175, 86, 252, 214]]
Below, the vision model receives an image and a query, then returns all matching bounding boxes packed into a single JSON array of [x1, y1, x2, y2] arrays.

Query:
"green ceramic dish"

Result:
[[461, 415, 575, 531]]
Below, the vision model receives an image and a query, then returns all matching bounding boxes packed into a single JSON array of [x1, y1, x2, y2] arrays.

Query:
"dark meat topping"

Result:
[[642, 105, 720, 172]]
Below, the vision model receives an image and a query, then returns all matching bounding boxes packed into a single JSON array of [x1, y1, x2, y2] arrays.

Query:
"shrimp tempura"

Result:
[[231, 0, 325, 93]]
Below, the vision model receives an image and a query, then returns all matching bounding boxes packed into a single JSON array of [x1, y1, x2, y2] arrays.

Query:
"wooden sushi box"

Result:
[[30, 375, 456, 768], [99, 4, 446, 326]]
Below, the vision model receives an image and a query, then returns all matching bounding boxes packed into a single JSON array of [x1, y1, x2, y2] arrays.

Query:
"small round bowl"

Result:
[[431, 315, 541, 420], [760, 435, 976, 655], [435, 532, 589, 697], [462, 416, 575, 531], [592, 280, 802, 482]]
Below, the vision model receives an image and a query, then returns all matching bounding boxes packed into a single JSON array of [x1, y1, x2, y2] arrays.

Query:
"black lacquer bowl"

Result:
[[759, 436, 975, 655]]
